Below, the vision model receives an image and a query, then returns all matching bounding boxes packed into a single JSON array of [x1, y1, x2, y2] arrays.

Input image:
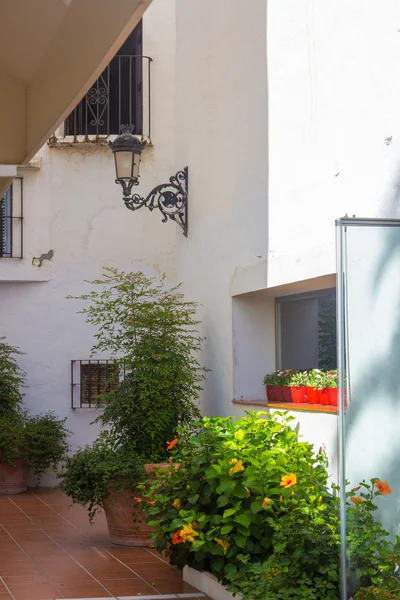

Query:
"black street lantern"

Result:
[[109, 125, 188, 237]]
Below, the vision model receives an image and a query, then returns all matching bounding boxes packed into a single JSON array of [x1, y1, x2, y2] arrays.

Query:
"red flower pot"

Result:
[[320, 388, 330, 405], [266, 385, 276, 402], [328, 388, 347, 409], [283, 386, 292, 402], [329, 388, 338, 406], [275, 386, 285, 402], [291, 386, 306, 403], [306, 387, 318, 404]]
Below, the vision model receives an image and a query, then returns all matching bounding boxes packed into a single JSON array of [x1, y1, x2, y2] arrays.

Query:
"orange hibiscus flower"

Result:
[[167, 439, 178, 450], [350, 496, 364, 505], [171, 531, 183, 544], [375, 480, 392, 496], [280, 474, 297, 488]]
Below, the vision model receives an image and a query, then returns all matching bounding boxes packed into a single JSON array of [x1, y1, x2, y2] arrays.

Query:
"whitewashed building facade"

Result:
[[2, 0, 400, 484]]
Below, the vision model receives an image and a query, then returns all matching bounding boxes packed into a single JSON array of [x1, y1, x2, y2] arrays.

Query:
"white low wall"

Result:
[[183, 566, 241, 600]]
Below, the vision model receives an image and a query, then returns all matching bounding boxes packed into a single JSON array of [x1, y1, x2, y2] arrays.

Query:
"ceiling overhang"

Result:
[[0, 0, 151, 168]]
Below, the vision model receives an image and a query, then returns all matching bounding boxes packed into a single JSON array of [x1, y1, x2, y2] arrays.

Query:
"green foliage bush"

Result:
[[69, 268, 205, 461], [0, 338, 70, 482], [60, 269, 206, 516], [59, 432, 145, 521], [143, 411, 400, 600], [0, 338, 25, 413]]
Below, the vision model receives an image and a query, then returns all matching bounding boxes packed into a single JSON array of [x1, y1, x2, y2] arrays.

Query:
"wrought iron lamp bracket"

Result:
[[121, 167, 188, 237]]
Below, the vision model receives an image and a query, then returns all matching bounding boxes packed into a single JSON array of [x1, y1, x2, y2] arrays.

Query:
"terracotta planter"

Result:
[[103, 485, 153, 547], [265, 385, 276, 402], [275, 386, 285, 402], [329, 388, 338, 407], [0, 456, 29, 495], [306, 387, 318, 404], [291, 386, 306, 403], [283, 386, 292, 402], [103, 463, 174, 547]]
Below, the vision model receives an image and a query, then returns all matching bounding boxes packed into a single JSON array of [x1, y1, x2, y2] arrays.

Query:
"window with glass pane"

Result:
[[277, 289, 337, 370], [0, 187, 12, 257]]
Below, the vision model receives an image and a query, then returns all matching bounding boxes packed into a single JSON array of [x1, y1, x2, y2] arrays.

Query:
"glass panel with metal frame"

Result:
[[336, 217, 400, 600]]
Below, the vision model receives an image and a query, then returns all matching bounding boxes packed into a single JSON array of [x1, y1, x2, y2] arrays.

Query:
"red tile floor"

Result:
[[0, 488, 208, 600]]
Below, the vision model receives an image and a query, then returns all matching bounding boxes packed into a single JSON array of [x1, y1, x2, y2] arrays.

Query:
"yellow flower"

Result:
[[228, 459, 245, 476], [265, 567, 279, 580], [280, 473, 297, 488], [172, 498, 181, 510], [180, 524, 199, 543], [214, 538, 230, 555]]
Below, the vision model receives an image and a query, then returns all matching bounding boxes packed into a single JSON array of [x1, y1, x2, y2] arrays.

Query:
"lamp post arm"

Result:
[[123, 167, 188, 237]]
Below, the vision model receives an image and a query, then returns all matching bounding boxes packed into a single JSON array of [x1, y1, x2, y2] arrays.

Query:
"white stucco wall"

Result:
[[4, 1, 400, 485], [0, 0, 179, 484], [267, 0, 400, 288], [173, 0, 400, 468], [175, 0, 269, 415]]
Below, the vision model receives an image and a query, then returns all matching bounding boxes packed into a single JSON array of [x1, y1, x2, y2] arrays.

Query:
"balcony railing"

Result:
[[63, 55, 152, 140]]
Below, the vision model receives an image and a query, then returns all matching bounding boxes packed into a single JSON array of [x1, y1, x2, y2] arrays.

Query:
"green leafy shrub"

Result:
[[0, 411, 25, 465], [68, 268, 205, 461], [0, 339, 71, 482], [143, 411, 400, 600], [144, 411, 339, 599], [0, 337, 25, 413], [346, 480, 400, 598], [60, 269, 206, 520], [59, 431, 146, 521], [22, 412, 70, 480]]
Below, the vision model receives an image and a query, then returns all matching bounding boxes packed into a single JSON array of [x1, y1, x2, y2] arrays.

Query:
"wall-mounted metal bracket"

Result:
[[122, 167, 188, 237]]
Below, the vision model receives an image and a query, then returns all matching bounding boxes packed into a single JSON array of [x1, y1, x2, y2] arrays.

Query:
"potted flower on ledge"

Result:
[[289, 371, 308, 403], [264, 370, 294, 403], [59, 268, 207, 546]]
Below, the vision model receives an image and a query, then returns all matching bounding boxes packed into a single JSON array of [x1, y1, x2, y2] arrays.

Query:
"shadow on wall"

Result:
[[344, 171, 400, 535]]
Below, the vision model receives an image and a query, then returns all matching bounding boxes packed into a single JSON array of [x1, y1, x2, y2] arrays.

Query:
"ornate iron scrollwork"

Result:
[[87, 75, 109, 127], [123, 167, 188, 237]]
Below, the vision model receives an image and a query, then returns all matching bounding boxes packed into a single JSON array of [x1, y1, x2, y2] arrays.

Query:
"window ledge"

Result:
[[48, 134, 152, 148], [232, 399, 338, 415]]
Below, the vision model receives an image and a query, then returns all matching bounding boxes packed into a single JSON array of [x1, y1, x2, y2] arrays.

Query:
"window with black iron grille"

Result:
[[65, 21, 144, 137], [70, 360, 121, 408], [0, 179, 23, 259]]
